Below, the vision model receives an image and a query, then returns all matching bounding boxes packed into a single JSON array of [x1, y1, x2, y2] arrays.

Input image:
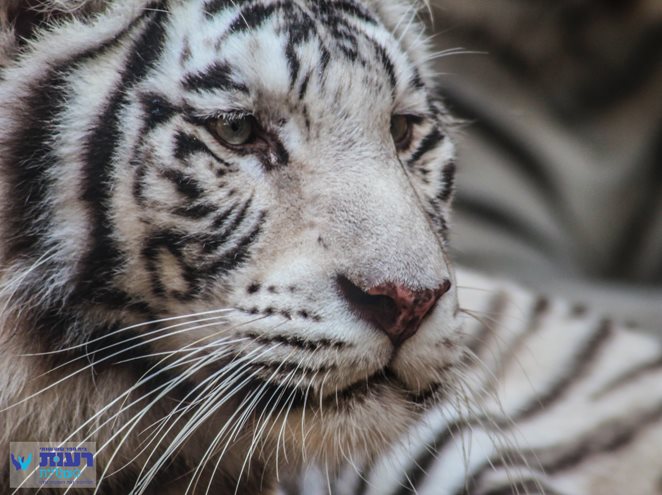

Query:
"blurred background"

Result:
[[426, 0, 662, 328]]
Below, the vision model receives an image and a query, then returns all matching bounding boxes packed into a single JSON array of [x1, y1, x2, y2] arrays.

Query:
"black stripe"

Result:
[[592, 357, 662, 400], [207, 211, 266, 276], [204, 0, 234, 17], [173, 131, 228, 165], [78, 5, 170, 298], [390, 425, 460, 495], [282, 4, 317, 89], [212, 203, 240, 230], [410, 69, 425, 89], [485, 401, 662, 479], [491, 296, 549, 379], [3, 71, 68, 260], [160, 168, 205, 200], [510, 319, 613, 421], [372, 41, 397, 91], [544, 403, 662, 474], [464, 290, 510, 360], [285, 38, 302, 88], [140, 92, 178, 131], [2, 12, 146, 262], [332, 1, 378, 25], [227, 3, 280, 34], [250, 358, 334, 376], [171, 202, 218, 219], [182, 62, 248, 93], [298, 72, 311, 100], [204, 197, 253, 253], [141, 229, 190, 298], [437, 161, 456, 203], [407, 128, 444, 166], [242, 330, 346, 352]]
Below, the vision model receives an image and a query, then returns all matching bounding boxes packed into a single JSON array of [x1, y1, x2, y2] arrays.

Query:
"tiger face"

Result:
[[0, 0, 461, 482]]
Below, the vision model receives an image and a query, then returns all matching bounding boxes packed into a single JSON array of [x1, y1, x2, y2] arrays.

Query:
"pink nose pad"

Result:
[[337, 276, 451, 346]]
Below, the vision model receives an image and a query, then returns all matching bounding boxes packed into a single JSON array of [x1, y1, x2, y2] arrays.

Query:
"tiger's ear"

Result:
[[0, 0, 105, 64]]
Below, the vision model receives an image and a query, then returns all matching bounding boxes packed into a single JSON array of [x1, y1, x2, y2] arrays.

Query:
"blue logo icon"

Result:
[[10, 453, 32, 471]]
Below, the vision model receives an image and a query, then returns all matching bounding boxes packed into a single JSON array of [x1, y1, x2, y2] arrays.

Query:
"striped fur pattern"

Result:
[[280, 270, 662, 495], [1, 1, 661, 494], [0, 0, 460, 493]]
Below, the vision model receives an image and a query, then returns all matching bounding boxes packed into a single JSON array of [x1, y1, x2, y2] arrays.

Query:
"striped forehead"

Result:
[[166, 0, 418, 110]]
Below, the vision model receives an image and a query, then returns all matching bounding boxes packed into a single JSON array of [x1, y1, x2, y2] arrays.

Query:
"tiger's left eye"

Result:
[[210, 115, 256, 146], [390, 114, 413, 150]]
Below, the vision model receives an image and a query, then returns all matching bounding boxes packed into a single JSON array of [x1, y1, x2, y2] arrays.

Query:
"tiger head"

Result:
[[0, 0, 461, 485]]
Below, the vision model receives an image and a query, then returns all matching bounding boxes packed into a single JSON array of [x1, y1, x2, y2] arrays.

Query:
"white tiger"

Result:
[[0, 1, 660, 494]]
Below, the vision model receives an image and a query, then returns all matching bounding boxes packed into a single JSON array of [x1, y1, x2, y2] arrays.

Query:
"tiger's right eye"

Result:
[[210, 115, 257, 146], [390, 114, 414, 150]]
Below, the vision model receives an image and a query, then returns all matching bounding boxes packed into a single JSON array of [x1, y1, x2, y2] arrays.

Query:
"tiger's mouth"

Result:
[[246, 367, 446, 413], [326, 369, 446, 407]]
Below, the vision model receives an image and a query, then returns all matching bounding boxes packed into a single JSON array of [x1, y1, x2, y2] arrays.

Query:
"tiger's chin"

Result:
[[246, 374, 445, 474]]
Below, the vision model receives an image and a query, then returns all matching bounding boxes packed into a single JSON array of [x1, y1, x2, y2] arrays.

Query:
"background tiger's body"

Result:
[[288, 270, 662, 495], [0, 1, 661, 494]]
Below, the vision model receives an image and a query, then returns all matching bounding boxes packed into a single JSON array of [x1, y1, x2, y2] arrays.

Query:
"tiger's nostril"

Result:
[[337, 275, 451, 346]]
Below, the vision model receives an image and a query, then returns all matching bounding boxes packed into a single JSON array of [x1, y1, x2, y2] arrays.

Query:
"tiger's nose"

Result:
[[337, 276, 451, 346]]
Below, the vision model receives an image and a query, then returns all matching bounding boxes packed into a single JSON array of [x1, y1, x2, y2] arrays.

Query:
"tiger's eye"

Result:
[[211, 116, 256, 146], [390, 114, 412, 149]]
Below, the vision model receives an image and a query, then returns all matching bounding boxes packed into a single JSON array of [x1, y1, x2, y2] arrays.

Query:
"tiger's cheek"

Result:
[[110, 123, 271, 310]]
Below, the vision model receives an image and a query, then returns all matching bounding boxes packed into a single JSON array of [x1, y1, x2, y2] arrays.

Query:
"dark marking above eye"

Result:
[[371, 41, 397, 92], [247, 283, 261, 294], [141, 93, 178, 131], [182, 62, 248, 93]]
